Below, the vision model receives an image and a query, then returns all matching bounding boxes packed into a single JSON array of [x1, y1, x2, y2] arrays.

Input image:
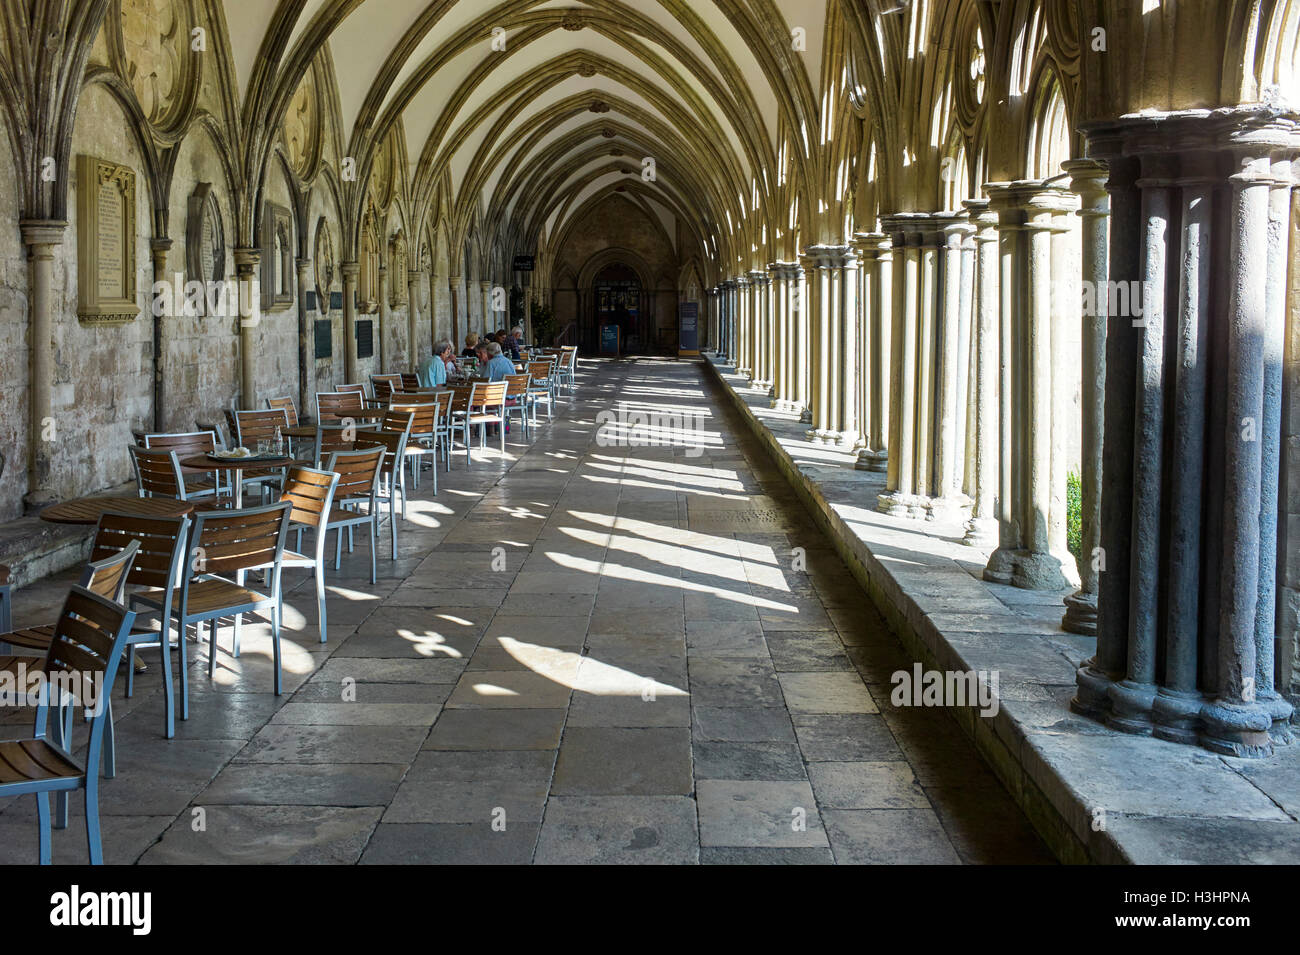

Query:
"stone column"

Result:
[[962, 200, 1000, 547], [20, 221, 64, 511], [853, 234, 891, 471], [1072, 109, 1298, 758], [480, 280, 493, 335], [449, 275, 461, 346], [768, 263, 796, 410], [407, 269, 421, 367], [150, 238, 173, 431], [734, 276, 751, 377], [296, 257, 314, 419], [980, 184, 1076, 589], [234, 248, 261, 409], [748, 271, 768, 388], [880, 217, 922, 516], [377, 264, 390, 371], [802, 245, 858, 446], [1061, 160, 1109, 634], [931, 218, 975, 522], [342, 261, 359, 383], [793, 268, 811, 422]]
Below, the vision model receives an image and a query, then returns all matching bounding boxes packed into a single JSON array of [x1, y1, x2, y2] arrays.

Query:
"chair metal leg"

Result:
[[36, 791, 51, 865], [86, 781, 102, 865], [272, 608, 282, 696], [179, 618, 190, 721], [335, 526, 343, 570], [208, 619, 219, 679], [315, 564, 327, 643], [159, 619, 174, 739], [102, 698, 116, 779], [368, 518, 377, 584]]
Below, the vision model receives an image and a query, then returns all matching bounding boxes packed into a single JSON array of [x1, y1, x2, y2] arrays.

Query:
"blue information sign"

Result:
[[599, 323, 620, 356], [679, 302, 699, 355]]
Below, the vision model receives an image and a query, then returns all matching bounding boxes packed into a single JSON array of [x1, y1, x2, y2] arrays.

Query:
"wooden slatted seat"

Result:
[[391, 396, 446, 493], [503, 373, 533, 436], [321, 445, 385, 583], [141, 431, 224, 497], [370, 374, 402, 404], [278, 467, 340, 644], [317, 390, 364, 422], [0, 585, 138, 863], [266, 395, 300, 427]]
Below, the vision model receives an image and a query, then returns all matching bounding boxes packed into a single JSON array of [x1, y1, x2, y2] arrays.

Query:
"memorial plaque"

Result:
[[356, 318, 374, 359], [330, 290, 343, 311], [314, 318, 332, 359], [77, 155, 138, 325], [185, 182, 225, 315]]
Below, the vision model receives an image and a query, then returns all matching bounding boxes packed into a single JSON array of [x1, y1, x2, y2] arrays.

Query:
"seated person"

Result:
[[418, 341, 452, 388], [497, 328, 520, 360], [511, 325, 526, 352], [483, 341, 517, 381], [461, 332, 479, 358]]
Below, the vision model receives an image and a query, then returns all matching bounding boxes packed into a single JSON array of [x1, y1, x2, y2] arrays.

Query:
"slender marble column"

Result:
[[408, 269, 422, 366], [749, 270, 770, 389], [235, 248, 262, 409], [802, 246, 858, 446], [1061, 160, 1109, 635], [962, 200, 999, 547], [931, 217, 975, 522], [296, 257, 314, 418], [863, 235, 892, 471], [377, 264, 389, 371], [449, 275, 461, 346], [794, 268, 812, 423], [342, 261, 359, 383], [481, 280, 494, 336], [769, 264, 796, 410], [880, 219, 924, 516], [20, 221, 64, 511], [734, 276, 751, 377], [150, 238, 173, 432]]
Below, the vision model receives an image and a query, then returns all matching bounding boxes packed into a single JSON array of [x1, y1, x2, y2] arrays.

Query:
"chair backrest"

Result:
[[400, 373, 420, 392], [359, 429, 407, 479], [379, 408, 414, 437], [131, 447, 188, 499], [266, 395, 299, 427], [80, 537, 140, 603], [371, 374, 402, 404], [189, 501, 292, 577], [324, 444, 385, 501], [449, 385, 472, 414], [561, 346, 578, 370], [222, 409, 238, 444], [337, 382, 370, 399], [470, 381, 508, 410], [527, 361, 554, 383], [317, 391, 363, 422], [234, 408, 288, 446], [313, 425, 356, 465], [143, 430, 217, 458], [280, 466, 339, 530], [196, 419, 229, 450], [390, 401, 438, 437], [40, 586, 136, 725], [504, 373, 530, 398], [92, 512, 190, 592]]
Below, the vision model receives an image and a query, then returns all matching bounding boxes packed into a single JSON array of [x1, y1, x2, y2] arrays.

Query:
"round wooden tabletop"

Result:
[[180, 453, 295, 472], [40, 495, 197, 525]]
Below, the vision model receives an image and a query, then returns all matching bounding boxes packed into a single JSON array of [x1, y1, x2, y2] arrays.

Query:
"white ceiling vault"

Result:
[[218, 0, 844, 282]]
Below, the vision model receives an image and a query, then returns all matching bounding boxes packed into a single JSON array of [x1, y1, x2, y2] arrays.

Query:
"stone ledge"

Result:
[[703, 353, 1300, 865]]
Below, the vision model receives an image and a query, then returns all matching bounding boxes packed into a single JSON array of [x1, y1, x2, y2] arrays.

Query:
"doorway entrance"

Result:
[[589, 263, 641, 354]]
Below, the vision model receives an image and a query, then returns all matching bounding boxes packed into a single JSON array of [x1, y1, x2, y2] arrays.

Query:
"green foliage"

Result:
[[531, 301, 556, 346], [1066, 470, 1082, 564]]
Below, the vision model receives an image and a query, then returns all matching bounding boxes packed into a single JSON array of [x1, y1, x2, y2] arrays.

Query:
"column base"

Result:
[[1070, 661, 1115, 721], [1106, 679, 1157, 735], [1010, 549, 1070, 591], [1061, 589, 1098, 636], [1259, 690, 1295, 744], [1151, 688, 1204, 746], [798, 407, 812, 424], [853, 446, 882, 471], [1200, 700, 1275, 758], [876, 491, 928, 520], [22, 487, 58, 515], [982, 546, 1017, 585], [962, 516, 998, 549]]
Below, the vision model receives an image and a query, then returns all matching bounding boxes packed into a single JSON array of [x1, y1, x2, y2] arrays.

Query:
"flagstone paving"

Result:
[[0, 357, 1054, 865]]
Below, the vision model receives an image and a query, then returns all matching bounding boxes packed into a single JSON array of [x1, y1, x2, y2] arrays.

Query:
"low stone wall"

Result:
[[704, 354, 1300, 866]]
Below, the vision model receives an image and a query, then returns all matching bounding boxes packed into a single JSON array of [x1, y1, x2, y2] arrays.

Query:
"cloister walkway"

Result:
[[0, 358, 1051, 864]]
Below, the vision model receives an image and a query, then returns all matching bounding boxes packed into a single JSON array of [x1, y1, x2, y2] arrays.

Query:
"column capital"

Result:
[[341, 260, 360, 279], [799, 244, 858, 270], [767, 260, 802, 279], [295, 257, 312, 272], [849, 232, 891, 258], [961, 197, 998, 235], [746, 269, 770, 285], [734, 275, 750, 288], [407, 269, 422, 281], [19, 219, 66, 256], [233, 247, 261, 273]]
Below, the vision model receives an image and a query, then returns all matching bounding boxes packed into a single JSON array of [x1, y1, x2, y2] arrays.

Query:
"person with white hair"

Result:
[[483, 340, 516, 381], [418, 340, 453, 387]]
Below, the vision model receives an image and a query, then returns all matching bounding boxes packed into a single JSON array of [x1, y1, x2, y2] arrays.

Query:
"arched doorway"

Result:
[[590, 263, 641, 353]]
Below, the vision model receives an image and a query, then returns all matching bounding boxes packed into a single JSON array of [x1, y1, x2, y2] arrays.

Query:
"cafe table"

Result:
[[180, 453, 294, 509], [40, 494, 197, 525]]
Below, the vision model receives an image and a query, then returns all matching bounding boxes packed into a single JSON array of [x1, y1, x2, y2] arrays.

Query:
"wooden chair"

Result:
[[336, 382, 374, 407], [463, 381, 508, 466], [400, 372, 420, 392], [391, 398, 443, 493], [317, 390, 364, 422], [177, 502, 293, 694], [278, 467, 340, 645], [557, 345, 578, 394], [131, 447, 190, 500], [370, 374, 402, 405], [233, 409, 290, 500], [526, 360, 557, 419], [196, 418, 229, 451], [0, 585, 137, 864], [312, 423, 357, 467], [322, 445, 386, 583], [370, 411, 412, 555], [142, 431, 224, 498], [266, 395, 300, 427], [503, 373, 533, 436]]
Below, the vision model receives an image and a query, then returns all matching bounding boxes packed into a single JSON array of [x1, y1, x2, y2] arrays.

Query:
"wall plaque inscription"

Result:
[[77, 155, 138, 325]]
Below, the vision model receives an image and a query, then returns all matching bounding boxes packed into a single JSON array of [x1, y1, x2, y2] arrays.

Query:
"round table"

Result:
[[40, 495, 196, 525], [181, 454, 294, 509]]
